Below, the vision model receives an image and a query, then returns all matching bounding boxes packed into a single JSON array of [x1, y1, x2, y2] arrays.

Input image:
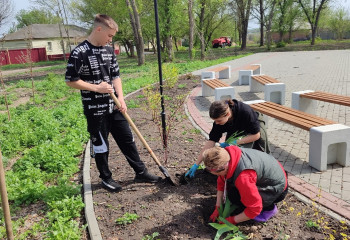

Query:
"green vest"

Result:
[[227, 148, 287, 207]]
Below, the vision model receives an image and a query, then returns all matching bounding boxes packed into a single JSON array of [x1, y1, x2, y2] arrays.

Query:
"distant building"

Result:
[[0, 24, 88, 56]]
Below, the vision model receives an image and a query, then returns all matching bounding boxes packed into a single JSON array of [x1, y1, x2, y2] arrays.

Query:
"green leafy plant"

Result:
[[218, 198, 237, 219], [209, 199, 248, 240], [142, 232, 160, 240], [127, 99, 140, 108], [224, 131, 244, 146], [306, 220, 320, 229], [190, 128, 201, 134], [115, 212, 140, 225], [209, 217, 246, 240], [178, 83, 187, 89]]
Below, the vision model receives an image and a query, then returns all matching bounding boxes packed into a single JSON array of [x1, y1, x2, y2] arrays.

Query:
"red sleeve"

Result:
[[235, 170, 263, 219], [217, 176, 225, 192]]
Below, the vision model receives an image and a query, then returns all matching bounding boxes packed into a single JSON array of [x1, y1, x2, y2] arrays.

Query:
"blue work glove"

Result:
[[219, 142, 229, 148], [185, 163, 199, 178], [220, 139, 238, 148]]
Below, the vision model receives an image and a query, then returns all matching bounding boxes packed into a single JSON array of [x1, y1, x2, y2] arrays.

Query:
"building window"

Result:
[[47, 42, 52, 51]]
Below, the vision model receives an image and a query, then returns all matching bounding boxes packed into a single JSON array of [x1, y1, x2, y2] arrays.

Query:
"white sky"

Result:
[[1, 0, 31, 35], [2, 0, 350, 35]]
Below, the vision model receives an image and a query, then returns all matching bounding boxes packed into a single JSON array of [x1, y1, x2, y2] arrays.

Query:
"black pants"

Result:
[[86, 111, 145, 180], [240, 112, 270, 154]]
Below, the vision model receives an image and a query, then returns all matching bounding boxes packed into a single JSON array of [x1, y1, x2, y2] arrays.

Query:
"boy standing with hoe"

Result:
[[65, 14, 161, 192]]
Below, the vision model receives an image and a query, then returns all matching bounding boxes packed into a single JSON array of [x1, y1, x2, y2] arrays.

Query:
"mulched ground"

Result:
[[89, 74, 350, 240]]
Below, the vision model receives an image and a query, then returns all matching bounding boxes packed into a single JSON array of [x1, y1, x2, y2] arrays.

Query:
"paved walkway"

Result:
[[186, 50, 350, 221]]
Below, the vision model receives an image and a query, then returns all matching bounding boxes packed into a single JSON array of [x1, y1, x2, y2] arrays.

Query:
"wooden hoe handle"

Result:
[[110, 93, 162, 167]]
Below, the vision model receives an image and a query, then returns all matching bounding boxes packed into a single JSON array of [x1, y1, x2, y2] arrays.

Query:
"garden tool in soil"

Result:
[[176, 163, 198, 185], [110, 93, 177, 186], [176, 172, 192, 185]]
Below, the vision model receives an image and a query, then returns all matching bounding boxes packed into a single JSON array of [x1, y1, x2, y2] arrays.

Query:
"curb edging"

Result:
[[83, 140, 103, 240]]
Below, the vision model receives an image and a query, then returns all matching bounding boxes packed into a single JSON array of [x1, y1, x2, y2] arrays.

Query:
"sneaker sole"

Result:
[[101, 181, 122, 193], [134, 177, 161, 183]]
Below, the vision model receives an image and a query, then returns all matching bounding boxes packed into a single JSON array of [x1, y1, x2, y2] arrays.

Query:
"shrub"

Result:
[[276, 41, 286, 48]]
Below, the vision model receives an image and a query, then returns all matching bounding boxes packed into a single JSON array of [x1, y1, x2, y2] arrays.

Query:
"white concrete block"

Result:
[[309, 124, 350, 171], [243, 99, 266, 105], [243, 100, 269, 127], [218, 66, 231, 79], [251, 64, 261, 75], [265, 83, 286, 105], [214, 86, 235, 101], [201, 71, 215, 80], [239, 70, 253, 85], [201, 80, 214, 97], [291, 90, 316, 114], [249, 74, 265, 92]]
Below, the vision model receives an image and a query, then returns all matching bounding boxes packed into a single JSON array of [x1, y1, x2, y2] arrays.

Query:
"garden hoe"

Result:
[[110, 93, 178, 186]]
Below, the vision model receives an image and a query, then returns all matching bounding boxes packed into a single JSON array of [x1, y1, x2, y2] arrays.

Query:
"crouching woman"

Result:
[[203, 146, 288, 224]]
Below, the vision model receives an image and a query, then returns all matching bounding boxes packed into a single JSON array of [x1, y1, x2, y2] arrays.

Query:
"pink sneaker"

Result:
[[254, 205, 278, 222]]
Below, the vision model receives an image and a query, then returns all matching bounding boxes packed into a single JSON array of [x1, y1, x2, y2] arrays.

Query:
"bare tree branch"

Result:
[[0, 0, 14, 31]]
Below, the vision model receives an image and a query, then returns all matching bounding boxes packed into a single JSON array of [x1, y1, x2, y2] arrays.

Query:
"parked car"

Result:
[[212, 36, 232, 48]]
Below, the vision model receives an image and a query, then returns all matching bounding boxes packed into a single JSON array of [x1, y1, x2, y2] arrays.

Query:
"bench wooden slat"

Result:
[[251, 105, 327, 130], [257, 102, 335, 125], [256, 102, 334, 126], [251, 75, 280, 85], [243, 65, 260, 71], [208, 66, 229, 72], [250, 101, 335, 131], [301, 91, 350, 107], [203, 79, 229, 89]]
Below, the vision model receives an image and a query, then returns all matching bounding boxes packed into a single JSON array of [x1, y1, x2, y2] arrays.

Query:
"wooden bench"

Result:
[[201, 65, 231, 80], [250, 75, 286, 105], [292, 90, 350, 115], [201, 78, 235, 101], [239, 64, 261, 85], [244, 100, 350, 171]]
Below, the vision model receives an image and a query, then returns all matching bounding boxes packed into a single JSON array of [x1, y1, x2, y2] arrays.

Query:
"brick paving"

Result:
[[187, 50, 350, 220]]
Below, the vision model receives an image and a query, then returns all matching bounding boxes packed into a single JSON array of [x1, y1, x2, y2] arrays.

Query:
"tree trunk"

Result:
[[288, 27, 293, 43], [164, 0, 173, 62], [237, 0, 252, 50], [124, 40, 134, 57], [259, 0, 264, 46], [125, 0, 145, 65], [188, 0, 194, 60], [311, 25, 316, 45], [174, 36, 179, 51], [238, 25, 242, 46], [130, 42, 135, 57], [297, 0, 328, 46], [57, 18, 66, 61], [279, 31, 283, 42], [241, 23, 248, 50], [122, 40, 131, 57], [277, 1, 288, 42], [199, 0, 206, 60], [165, 36, 173, 62], [266, 1, 277, 50]]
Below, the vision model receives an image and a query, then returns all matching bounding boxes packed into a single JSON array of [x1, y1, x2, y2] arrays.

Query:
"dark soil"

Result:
[[90, 75, 349, 240]]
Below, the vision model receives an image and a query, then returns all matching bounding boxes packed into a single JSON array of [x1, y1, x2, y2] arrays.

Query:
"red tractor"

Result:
[[212, 36, 232, 48]]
